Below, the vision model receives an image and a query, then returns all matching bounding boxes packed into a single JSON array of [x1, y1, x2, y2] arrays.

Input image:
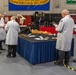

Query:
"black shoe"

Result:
[[64, 63, 69, 66], [64, 61, 69, 66], [6, 54, 11, 58], [12, 55, 16, 58], [54, 61, 64, 66], [0, 48, 5, 50], [73, 60, 76, 63], [0, 52, 1, 53]]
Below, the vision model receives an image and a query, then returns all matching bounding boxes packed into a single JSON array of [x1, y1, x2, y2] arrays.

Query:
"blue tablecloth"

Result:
[[17, 36, 74, 64]]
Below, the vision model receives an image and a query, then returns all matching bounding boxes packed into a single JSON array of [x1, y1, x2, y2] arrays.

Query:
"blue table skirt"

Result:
[[17, 37, 74, 64]]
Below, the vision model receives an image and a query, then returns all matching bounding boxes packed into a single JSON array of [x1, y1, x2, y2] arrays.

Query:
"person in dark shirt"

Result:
[[34, 18, 40, 30], [30, 22, 36, 30]]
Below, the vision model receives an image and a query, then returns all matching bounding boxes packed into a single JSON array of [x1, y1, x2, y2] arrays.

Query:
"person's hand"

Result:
[[54, 24, 57, 27], [52, 22, 58, 27], [4, 24, 6, 26]]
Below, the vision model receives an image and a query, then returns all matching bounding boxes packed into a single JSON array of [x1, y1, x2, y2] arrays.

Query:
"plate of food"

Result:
[[52, 37, 57, 40], [28, 35, 35, 37], [34, 38, 41, 40]]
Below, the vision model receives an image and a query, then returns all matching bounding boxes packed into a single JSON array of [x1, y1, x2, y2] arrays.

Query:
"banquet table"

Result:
[[17, 34, 74, 64]]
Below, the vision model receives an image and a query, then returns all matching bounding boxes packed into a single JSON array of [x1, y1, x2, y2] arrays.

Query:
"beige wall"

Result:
[[0, 0, 76, 15], [51, 0, 76, 13]]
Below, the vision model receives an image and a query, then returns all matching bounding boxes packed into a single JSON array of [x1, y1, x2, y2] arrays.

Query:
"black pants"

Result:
[[58, 50, 70, 64], [0, 41, 3, 49], [7, 45, 16, 56]]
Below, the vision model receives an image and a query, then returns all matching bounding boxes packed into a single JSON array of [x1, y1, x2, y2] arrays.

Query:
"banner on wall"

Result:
[[66, 0, 76, 4], [8, 0, 50, 11]]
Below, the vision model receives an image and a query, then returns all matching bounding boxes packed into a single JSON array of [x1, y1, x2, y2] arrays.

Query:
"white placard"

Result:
[[5, 17, 8, 22]]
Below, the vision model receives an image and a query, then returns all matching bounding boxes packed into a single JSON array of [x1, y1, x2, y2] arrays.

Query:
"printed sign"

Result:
[[9, 0, 50, 10]]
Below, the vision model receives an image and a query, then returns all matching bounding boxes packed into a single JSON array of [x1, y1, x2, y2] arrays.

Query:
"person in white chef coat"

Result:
[[5, 16, 20, 58], [0, 14, 6, 52], [54, 9, 74, 66]]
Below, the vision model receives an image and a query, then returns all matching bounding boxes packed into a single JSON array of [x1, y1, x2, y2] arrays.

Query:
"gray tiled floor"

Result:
[[0, 35, 76, 75]]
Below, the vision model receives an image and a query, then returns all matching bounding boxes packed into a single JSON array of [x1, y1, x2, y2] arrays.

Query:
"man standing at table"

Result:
[[5, 16, 20, 58], [54, 9, 74, 66], [0, 14, 6, 52]]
